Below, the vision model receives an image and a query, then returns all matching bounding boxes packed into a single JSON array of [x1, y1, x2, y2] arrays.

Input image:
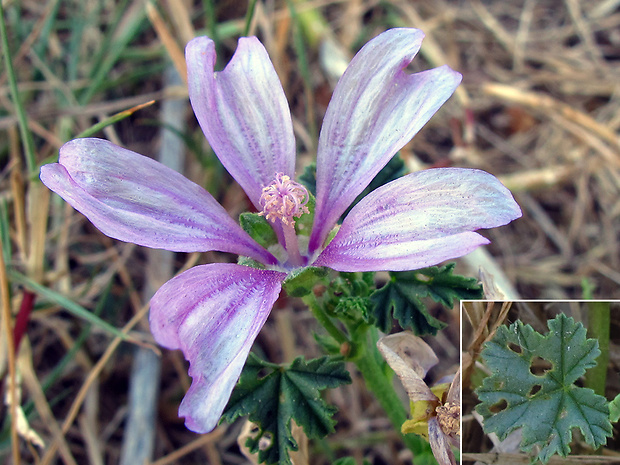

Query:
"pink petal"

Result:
[[309, 28, 462, 253], [40, 139, 276, 264], [186, 37, 296, 209], [314, 168, 521, 271], [150, 263, 285, 433]]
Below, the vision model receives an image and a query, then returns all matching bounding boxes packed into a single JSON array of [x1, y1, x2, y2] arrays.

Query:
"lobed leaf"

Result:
[[476, 313, 612, 463], [608, 393, 620, 423], [368, 264, 480, 335], [222, 353, 351, 465]]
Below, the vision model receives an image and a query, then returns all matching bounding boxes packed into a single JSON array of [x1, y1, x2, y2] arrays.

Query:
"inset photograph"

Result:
[[462, 301, 620, 464]]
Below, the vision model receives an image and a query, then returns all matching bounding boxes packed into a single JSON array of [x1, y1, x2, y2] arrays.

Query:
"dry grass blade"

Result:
[[39, 302, 153, 465], [0, 222, 20, 465], [148, 428, 227, 465], [2, 0, 620, 463], [482, 83, 620, 159], [146, 2, 188, 84]]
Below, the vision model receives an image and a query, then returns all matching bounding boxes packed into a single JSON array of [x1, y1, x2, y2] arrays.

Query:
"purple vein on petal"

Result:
[[315, 168, 521, 271], [149, 263, 286, 433], [309, 28, 462, 253], [186, 36, 296, 209], [40, 138, 277, 264]]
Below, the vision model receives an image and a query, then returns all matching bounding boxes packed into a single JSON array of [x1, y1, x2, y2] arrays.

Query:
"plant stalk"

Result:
[[585, 301, 610, 397], [352, 329, 433, 464]]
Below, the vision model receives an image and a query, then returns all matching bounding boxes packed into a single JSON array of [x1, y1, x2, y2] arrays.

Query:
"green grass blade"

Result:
[[0, 199, 11, 264], [75, 100, 155, 139], [286, 0, 318, 143], [79, 1, 148, 104], [0, 1, 37, 173], [242, 0, 258, 37], [8, 269, 131, 342]]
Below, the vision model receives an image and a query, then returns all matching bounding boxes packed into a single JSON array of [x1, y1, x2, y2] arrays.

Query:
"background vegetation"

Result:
[[1, 0, 618, 463]]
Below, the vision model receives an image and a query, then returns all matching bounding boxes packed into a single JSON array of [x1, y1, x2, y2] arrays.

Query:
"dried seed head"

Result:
[[436, 401, 460, 437]]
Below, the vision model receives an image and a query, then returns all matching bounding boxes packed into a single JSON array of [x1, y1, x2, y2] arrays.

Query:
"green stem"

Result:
[[302, 280, 433, 462], [585, 301, 610, 397], [0, 1, 37, 173], [302, 293, 348, 345], [353, 328, 433, 464]]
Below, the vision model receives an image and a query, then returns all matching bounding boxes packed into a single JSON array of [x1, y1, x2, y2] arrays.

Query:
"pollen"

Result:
[[259, 173, 310, 226], [436, 402, 460, 436]]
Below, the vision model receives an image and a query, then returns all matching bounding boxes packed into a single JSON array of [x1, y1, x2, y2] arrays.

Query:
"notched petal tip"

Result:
[[40, 162, 67, 188], [310, 29, 463, 253], [149, 264, 285, 433], [41, 138, 275, 263], [187, 34, 296, 209]]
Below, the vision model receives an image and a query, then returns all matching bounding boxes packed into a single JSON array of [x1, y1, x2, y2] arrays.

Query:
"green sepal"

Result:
[[239, 212, 278, 249], [318, 273, 375, 333], [282, 266, 329, 297], [369, 263, 481, 335], [476, 314, 612, 463], [313, 331, 342, 355], [222, 353, 352, 465], [333, 296, 372, 321], [237, 256, 266, 269]]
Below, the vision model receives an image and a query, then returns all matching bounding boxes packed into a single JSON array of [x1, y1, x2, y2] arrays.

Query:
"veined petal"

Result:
[[314, 168, 521, 271], [378, 332, 439, 379], [40, 138, 276, 264], [428, 417, 457, 465], [186, 36, 296, 209], [309, 28, 462, 253], [149, 263, 286, 433], [377, 333, 437, 402], [446, 367, 460, 407]]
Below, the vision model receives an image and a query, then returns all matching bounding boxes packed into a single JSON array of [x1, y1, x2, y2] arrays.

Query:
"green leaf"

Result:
[[282, 266, 329, 298], [222, 354, 351, 465], [239, 212, 278, 249], [368, 264, 481, 335], [608, 393, 620, 423], [476, 313, 612, 463]]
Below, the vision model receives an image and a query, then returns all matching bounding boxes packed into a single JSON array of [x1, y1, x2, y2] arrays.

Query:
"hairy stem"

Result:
[[303, 292, 348, 345], [352, 328, 433, 464]]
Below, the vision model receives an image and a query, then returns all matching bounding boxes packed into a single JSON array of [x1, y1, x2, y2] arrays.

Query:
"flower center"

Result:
[[259, 173, 309, 226], [436, 402, 460, 436]]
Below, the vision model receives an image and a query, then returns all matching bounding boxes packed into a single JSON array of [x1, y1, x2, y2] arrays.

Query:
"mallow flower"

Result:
[[40, 28, 521, 434]]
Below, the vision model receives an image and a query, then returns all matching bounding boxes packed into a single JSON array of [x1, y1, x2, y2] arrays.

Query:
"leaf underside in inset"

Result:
[[475, 313, 612, 463]]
